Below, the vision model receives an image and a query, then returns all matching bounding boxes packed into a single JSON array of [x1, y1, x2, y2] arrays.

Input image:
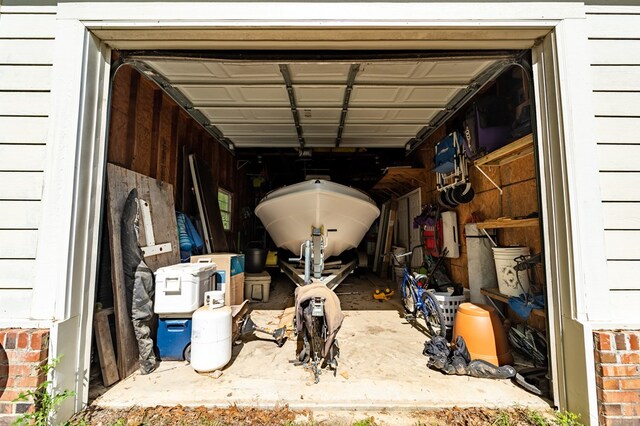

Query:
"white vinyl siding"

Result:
[[587, 6, 640, 295], [0, 5, 56, 315]]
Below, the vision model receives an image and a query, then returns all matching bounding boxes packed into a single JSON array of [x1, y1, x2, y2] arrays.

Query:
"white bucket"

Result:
[[492, 247, 530, 297], [393, 266, 405, 286], [391, 246, 407, 265]]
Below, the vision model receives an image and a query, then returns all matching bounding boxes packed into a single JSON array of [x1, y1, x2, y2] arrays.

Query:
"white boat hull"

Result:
[[255, 180, 380, 258]]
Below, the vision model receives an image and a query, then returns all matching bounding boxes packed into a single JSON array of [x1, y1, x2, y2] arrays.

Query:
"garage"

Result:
[[81, 43, 555, 417], [6, 2, 636, 424]]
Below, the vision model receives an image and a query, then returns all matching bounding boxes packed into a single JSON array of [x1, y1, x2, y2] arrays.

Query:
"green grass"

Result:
[[352, 418, 375, 426], [525, 409, 548, 426], [492, 411, 512, 426], [553, 411, 583, 426]]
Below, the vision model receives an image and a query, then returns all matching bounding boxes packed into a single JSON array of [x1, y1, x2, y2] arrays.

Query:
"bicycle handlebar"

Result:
[[388, 251, 412, 261]]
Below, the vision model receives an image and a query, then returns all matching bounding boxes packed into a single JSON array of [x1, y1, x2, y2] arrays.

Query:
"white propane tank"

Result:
[[190, 290, 232, 373]]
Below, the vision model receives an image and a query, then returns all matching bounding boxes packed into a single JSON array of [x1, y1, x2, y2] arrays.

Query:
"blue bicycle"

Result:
[[391, 251, 446, 338]]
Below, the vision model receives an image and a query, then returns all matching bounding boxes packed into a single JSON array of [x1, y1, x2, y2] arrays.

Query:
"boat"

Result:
[[255, 179, 380, 259]]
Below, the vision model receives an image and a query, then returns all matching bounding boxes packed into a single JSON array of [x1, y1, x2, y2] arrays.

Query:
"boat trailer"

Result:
[[279, 226, 358, 290]]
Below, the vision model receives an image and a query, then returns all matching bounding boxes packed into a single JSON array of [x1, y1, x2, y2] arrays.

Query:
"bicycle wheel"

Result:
[[421, 291, 446, 337], [401, 279, 418, 316]]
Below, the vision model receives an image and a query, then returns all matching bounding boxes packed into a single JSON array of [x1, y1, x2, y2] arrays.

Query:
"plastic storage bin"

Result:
[[157, 317, 192, 361], [154, 262, 216, 314], [244, 271, 271, 302], [433, 289, 470, 328]]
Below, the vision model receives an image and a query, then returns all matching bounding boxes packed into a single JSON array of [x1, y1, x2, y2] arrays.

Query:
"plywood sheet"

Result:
[[189, 154, 229, 252], [106, 163, 180, 379], [371, 167, 428, 197]]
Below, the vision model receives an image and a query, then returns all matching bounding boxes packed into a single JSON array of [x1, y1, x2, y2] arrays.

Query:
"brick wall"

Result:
[[0, 329, 49, 426], [593, 330, 640, 426]]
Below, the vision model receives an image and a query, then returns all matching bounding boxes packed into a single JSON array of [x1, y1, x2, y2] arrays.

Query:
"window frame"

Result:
[[218, 187, 233, 231]]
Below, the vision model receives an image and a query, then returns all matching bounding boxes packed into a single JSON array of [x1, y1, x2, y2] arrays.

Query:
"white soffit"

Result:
[[142, 58, 502, 148]]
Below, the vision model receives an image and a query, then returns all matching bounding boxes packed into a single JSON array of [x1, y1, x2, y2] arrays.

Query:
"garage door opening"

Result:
[[88, 49, 553, 412]]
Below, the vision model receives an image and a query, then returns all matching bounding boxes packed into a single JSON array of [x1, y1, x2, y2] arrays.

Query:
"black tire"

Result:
[[452, 182, 475, 204], [437, 190, 451, 208], [401, 280, 418, 316], [421, 291, 447, 338], [183, 344, 191, 362], [444, 188, 459, 207]]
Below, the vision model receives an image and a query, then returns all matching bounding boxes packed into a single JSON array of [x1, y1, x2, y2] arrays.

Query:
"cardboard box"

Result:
[[191, 253, 245, 306]]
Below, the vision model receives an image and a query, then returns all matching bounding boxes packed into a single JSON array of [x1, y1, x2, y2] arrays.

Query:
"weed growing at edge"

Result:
[[12, 357, 75, 426]]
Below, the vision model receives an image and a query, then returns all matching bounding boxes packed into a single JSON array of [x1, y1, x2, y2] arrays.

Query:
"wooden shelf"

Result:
[[476, 217, 539, 230], [480, 287, 545, 318], [475, 133, 534, 167]]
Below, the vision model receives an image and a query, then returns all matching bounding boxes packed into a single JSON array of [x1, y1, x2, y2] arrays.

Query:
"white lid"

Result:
[[156, 262, 216, 275]]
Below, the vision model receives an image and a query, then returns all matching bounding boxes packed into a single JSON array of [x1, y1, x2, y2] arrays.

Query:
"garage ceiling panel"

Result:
[[340, 136, 410, 147], [145, 60, 282, 83], [346, 108, 439, 124], [300, 124, 340, 135], [357, 60, 494, 84], [298, 108, 342, 124], [141, 56, 505, 148], [231, 135, 299, 146], [305, 136, 340, 146], [350, 85, 462, 107], [200, 107, 294, 124], [294, 85, 345, 106], [216, 123, 297, 136], [176, 84, 289, 106], [288, 63, 351, 83], [343, 123, 424, 135]]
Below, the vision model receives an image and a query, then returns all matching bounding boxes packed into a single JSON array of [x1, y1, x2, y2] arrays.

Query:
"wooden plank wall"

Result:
[[0, 5, 57, 318], [586, 7, 640, 307], [108, 65, 249, 251]]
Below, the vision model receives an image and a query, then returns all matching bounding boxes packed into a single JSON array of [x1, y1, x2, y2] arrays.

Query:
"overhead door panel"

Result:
[[176, 84, 289, 106], [295, 85, 345, 106], [139, 56, 506, 148], [201, 107, 294, 124]]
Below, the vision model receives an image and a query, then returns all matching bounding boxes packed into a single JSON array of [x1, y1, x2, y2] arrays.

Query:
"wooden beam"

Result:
[[476, 217, 539, 229], [93, 307, 119, 387]]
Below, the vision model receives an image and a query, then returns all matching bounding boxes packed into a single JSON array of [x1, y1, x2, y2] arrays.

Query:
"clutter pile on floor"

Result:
[[424, 336, 516, 379]]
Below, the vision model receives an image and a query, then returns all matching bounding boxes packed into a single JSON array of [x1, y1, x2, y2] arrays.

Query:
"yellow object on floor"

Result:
[[265, 251, 278, 267], [373, 288, 394, 301]]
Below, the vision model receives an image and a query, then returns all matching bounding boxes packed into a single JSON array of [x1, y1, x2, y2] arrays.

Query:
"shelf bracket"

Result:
[[475, 164, 503, 195], [481, 228, 498, 247]]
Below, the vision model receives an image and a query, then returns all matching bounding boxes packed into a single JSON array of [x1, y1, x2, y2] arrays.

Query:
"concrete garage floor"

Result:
[[93, 271, 550, 417]]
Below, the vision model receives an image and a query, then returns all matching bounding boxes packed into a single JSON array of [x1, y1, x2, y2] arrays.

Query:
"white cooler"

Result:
[[154, 262, 216, 314]]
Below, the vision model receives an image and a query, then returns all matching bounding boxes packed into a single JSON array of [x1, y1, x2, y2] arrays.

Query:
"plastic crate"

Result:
[[433, 289, 470, 328]]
